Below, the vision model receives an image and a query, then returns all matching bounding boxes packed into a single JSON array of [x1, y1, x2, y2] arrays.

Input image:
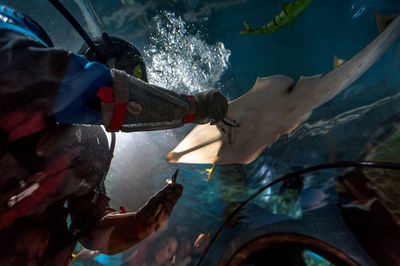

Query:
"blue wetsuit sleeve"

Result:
[[0, 29, 111, 125], [55, 54, 112, 125]]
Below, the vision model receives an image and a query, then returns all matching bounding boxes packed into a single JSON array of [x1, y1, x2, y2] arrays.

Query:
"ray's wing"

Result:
[[167, 15, 400, 165], [165, 123, 223, 164], [166, 75, 294, 164]]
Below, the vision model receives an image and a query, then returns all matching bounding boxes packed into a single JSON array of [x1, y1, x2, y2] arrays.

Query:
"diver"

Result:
[[0, 4, 227, 265]]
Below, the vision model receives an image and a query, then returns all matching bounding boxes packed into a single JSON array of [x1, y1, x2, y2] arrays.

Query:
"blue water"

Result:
[[3, 0, 400, 265]]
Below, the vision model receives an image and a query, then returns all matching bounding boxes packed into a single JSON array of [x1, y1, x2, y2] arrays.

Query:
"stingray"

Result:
[[166, 14, 400, 165]]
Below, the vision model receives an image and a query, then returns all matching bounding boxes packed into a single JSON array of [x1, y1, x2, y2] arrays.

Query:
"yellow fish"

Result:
[[205, 164, 216, 182], [194, 233, 211, 248]]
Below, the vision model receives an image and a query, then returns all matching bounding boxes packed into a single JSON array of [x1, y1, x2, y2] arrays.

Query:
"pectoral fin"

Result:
[[333, 55, 346, 68], [375, 11, 398, 33], [165, 124, 223, 164]]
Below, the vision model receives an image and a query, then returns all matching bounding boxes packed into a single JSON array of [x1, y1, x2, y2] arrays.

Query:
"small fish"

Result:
[[194, 233, 211, 248], [205, 164, 216, 182], [241, 0, 313, 34], [71, 248, 100, 263]]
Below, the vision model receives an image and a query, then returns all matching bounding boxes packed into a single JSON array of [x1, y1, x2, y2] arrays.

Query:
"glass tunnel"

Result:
[[1, 0, 400, 265]]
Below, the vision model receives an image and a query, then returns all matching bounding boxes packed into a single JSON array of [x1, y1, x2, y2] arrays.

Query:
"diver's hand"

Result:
[[193, 89, 228, 125], [135, 177, 183, 239]]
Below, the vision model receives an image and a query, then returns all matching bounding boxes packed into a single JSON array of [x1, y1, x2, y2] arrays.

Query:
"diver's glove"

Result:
[[192, 88, 228, 125], [97, 69, 228, 132], [135, 176, 183, 239]]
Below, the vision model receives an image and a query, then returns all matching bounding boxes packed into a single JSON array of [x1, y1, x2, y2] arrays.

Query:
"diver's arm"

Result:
[[101, 69, 227, 132], [0, 29, 110, 126], [70, 182, 183, 255], [0, 29, 227, 132]]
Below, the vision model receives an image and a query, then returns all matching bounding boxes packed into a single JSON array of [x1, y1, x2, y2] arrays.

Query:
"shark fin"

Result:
[[205, 164, 216, 182], [288, 18, 297, 31], [240, 20, 252, 34], [333, 55, 346, 68], [375, 11, 398, 33]]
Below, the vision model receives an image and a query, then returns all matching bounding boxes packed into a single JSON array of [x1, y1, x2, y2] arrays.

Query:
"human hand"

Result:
[[135, 170, 183, 238], [193, 89, 228, 125]]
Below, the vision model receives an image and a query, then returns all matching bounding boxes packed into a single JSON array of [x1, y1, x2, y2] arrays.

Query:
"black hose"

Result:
[[197, 161, 400, 265], [48, 0, 105, 62], [100, 132, 116, 193]]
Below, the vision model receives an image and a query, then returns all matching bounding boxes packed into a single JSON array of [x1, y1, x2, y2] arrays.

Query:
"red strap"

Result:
[[119, 206, 127, 213], [183, 113, 195, 123], [108, 103, 127, 132], [97, 86, 114, 103], [97, 87, 128, 132], [183, 95, 196, 123]]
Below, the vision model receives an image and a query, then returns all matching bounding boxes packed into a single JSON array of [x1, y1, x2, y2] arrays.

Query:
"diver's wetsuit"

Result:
[[0, 5, 186, 265], [0, 125, 113, 265]]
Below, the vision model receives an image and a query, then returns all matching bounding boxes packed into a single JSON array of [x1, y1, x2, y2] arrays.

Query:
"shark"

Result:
[[241, 0, 313, 34], [166, 14, 400, 165]]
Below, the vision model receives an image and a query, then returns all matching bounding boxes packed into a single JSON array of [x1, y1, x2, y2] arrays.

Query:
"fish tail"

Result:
[[206, 164, 216, 182]]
